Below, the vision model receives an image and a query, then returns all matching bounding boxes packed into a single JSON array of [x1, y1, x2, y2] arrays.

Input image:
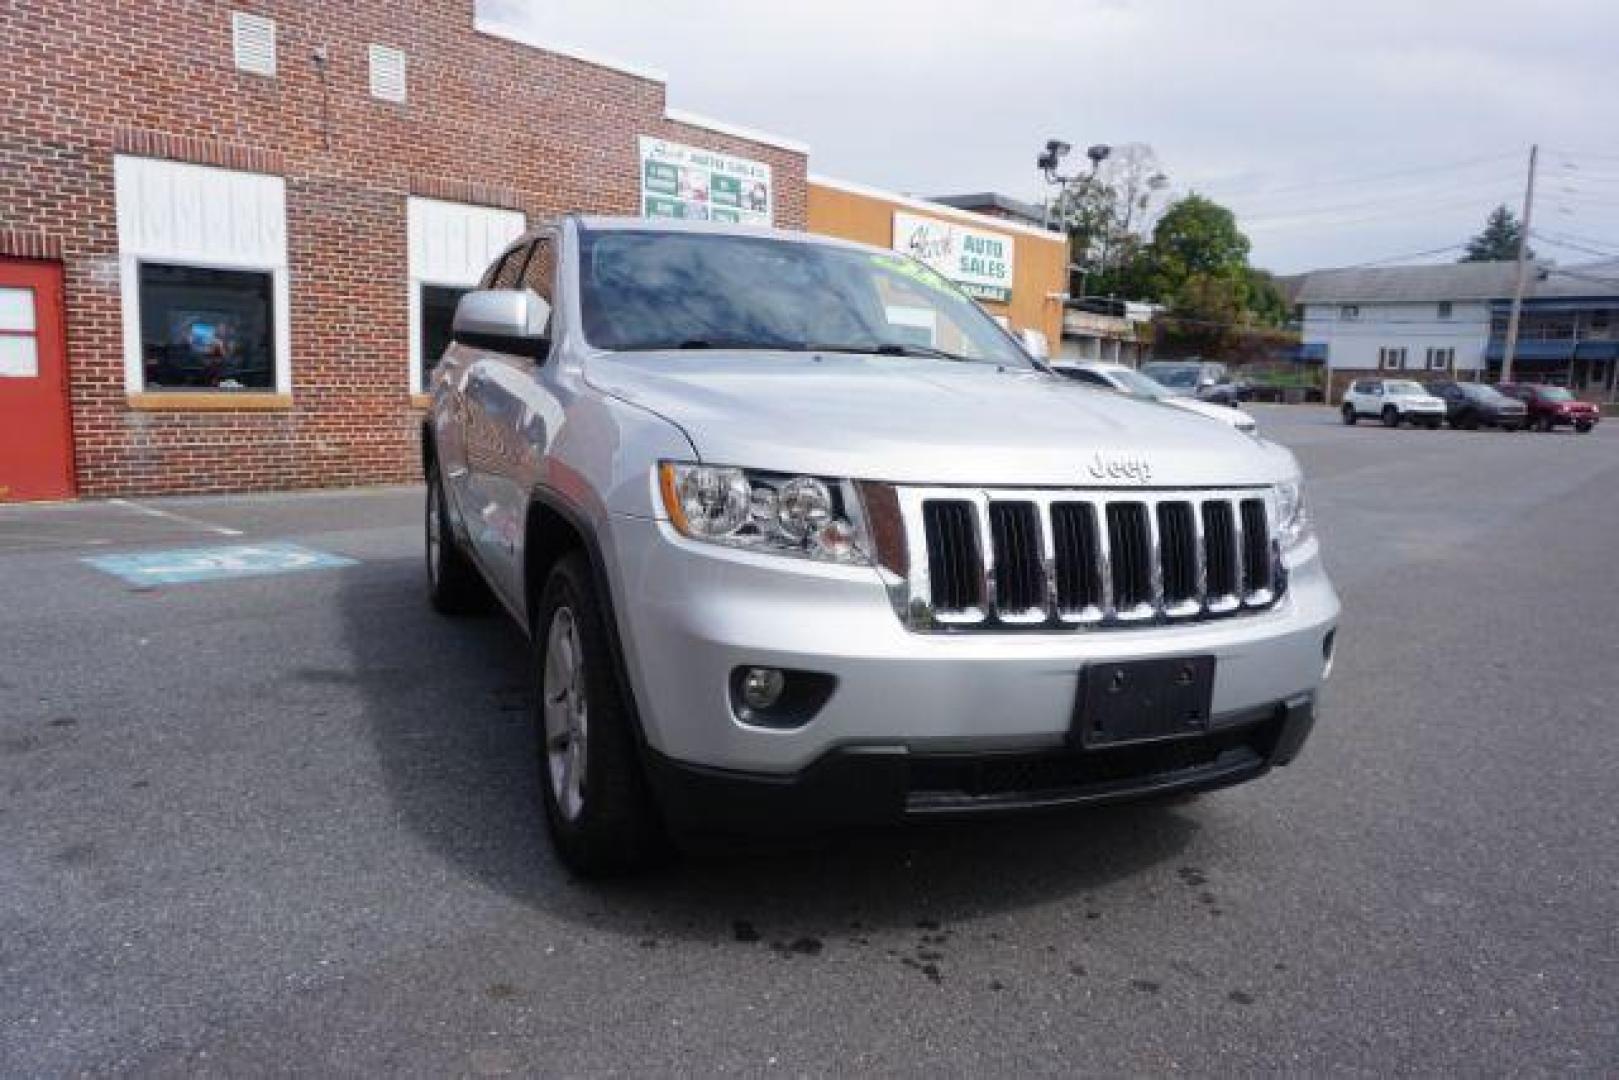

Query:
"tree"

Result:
[[1461, 205, 1531, 262], [1137, 193, 1251, 310], [1138, 194, 1298, 358]]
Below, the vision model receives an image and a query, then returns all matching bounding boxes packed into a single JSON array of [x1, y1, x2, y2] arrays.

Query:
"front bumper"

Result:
[[607, 515, 1340, 778], [645, 697, 1316, 834]]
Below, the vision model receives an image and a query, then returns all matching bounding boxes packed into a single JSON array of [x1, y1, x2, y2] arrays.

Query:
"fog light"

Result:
[[740, 667, 786, 710]]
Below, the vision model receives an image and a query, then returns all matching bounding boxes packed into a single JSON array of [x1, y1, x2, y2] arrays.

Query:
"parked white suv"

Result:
[[1341, 379, 1446, 429]]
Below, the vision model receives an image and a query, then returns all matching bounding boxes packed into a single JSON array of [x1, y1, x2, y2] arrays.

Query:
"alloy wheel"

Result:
[[543, 606, 589, 822]]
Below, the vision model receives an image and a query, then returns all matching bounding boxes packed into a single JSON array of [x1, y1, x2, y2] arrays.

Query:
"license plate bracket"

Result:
[[1072, 656, 1216, 749]]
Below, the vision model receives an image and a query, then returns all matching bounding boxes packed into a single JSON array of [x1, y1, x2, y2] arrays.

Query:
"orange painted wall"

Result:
[[807, 181, 1066, 349]]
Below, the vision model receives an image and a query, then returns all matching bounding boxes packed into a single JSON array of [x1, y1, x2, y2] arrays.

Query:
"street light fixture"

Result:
[[1037, 139, 1071, 180]]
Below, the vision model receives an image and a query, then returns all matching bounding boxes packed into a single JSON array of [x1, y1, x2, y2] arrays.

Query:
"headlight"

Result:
[[1276, 477, 1312, 553], [658, 462, 871, 565]]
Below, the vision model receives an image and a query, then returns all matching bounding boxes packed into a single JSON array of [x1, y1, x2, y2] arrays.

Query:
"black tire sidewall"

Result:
[[1382, 406, 1400, 428], [532, 552, 662, 876], [425, 464, 486, 615]]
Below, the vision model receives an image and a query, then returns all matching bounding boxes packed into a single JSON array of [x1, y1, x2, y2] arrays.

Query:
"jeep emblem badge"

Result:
[[1088, 450, 1153, 484]]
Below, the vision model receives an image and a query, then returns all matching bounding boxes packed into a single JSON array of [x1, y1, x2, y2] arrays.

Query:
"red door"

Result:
[[0, 259, 75, 502]]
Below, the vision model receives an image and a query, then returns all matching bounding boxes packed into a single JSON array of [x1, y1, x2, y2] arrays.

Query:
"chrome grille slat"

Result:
[[900, 486, 1284, 633]]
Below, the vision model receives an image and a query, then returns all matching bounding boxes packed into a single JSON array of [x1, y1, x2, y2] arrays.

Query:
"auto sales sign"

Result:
[[891, 211, 1015, 302]]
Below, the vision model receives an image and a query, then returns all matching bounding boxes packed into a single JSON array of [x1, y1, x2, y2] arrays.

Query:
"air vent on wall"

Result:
[[369, 44, 407, 103], [232, 12, 277, 77]]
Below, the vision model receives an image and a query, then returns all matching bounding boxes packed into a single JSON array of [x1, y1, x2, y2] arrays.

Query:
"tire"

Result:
[[1536, 415, 1554, 433], [1341, 404, 1357, 426], [1382, 406, 1400, 428], [1575, 421, 1594, 434], [426, 462, 489, 615], [533, 551, 664, 877]]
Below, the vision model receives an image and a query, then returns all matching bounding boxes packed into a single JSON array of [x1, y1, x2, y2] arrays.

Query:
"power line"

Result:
[[1545, 147, 1619, 165], [1327, 241, 1469, 269], [1535, 228, 1619, 255], [1235, 174, 1522, 224], [1531, 231, 1619, 260], [1186, 151, 1520, 202], [1245, 194, 1518, 233]]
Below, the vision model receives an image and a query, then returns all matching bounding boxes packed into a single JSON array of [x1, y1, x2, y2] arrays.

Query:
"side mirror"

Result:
[[1016, 328, 1050, 361], [452, 289, 552, 359]]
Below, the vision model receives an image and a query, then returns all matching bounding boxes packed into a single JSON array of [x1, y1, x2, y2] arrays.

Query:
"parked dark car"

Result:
[[1427, 381, 1528, 430], [1496, 383, 1601, 433], [1140, 360, 1241, 406]]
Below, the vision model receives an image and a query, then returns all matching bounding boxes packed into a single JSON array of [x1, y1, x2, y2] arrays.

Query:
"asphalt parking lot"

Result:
[[2, 406, 1616, 1074]]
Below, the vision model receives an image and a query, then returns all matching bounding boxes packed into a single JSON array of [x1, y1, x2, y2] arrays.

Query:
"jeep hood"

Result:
[[586, 351, 1292, 488]]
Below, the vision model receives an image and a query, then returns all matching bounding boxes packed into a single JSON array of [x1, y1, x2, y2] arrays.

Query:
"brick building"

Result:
[[0, 1, 808, 500]]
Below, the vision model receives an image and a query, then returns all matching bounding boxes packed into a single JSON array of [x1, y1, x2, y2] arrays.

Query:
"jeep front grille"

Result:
[[897, 487, 1283, 632]]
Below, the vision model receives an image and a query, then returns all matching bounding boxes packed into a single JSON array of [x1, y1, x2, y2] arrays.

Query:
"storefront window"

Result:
[[421, 284, 470, 380], [138, 264, 275, 390]]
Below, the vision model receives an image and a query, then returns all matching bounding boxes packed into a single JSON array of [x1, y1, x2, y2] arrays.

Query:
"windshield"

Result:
[[1537, 386, 1574, 401], [577, 228, 1028, 365], [1146, 366, 1199, 388], [1460, 384, 1506, 402], [1386, 381, 1427, 395], [1110, 369, 1169, 399]]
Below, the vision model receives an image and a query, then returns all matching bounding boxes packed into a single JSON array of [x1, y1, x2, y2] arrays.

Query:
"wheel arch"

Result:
[[523, 488, 651, 751]]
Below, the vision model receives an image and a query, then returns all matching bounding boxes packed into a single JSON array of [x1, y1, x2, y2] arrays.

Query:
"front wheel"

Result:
[[1341, 404, 1358, 426], [1575, 421, 1594, 434], [534, 552, 665, 877], [1382, 406, 1401, 428]]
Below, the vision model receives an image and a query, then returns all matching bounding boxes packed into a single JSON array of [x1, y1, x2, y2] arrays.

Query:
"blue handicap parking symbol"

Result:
[[83, 541, 357, 586]]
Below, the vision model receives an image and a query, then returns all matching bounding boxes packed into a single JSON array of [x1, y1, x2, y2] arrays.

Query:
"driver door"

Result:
[[459, 234, 558, 610]]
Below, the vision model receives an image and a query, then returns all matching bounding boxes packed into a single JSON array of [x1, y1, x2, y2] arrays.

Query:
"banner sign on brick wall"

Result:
[[891, 211, 1015, 303], [639, 136, 773, 227]]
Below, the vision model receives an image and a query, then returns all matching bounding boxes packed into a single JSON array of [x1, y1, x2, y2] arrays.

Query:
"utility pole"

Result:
[[1498, 144, 1538, 385]]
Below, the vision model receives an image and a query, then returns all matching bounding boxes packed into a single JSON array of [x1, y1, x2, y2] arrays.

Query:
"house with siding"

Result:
[[1296, 261, 1619, 401]]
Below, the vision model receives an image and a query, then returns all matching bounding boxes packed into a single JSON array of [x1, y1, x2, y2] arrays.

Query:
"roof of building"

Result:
[[1294, 261, 1522, 303], [809, 175, 1066, 243], [928, 192, 1051, 229], [1529, 259, 1619, 299], [1295, 259, 1619, 304]]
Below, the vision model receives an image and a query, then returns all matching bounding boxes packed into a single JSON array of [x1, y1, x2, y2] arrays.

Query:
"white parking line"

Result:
[[110, 499, 244, 537]]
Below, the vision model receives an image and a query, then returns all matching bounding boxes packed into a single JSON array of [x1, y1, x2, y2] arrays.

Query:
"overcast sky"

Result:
[[481, 0, 1619, 274]]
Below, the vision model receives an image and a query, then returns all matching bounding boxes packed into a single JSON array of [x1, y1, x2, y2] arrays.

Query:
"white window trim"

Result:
[[114, 156, 290, 396], [405, 197, 527, 394], [118, 255, 291, 396]]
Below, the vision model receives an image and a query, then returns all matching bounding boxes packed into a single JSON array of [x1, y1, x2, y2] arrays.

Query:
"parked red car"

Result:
[[1495, 383, 1601, 433]]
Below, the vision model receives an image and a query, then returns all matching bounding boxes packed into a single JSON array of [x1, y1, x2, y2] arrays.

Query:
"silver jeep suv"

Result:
[[423, 217, 1340, 874]]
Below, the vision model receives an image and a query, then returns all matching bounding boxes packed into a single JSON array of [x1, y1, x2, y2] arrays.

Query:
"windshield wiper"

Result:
[[802, 342, 977, 363]]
